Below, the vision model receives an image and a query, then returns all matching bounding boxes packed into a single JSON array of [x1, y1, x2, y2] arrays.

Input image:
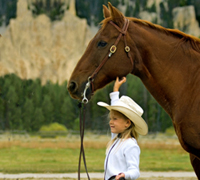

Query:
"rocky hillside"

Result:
[[76, 0, 200, 37], [0, 0, 199, 84], [0, 0, 93, 84]]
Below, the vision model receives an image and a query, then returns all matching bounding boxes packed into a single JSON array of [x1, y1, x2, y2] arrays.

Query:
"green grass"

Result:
[[140, 149, 192, 171], [0, 135, 194, 173], [0, 146, 105, 173]]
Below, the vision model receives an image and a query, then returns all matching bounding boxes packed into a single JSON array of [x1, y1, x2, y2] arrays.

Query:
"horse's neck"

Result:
[[131, 23, 200, 117]]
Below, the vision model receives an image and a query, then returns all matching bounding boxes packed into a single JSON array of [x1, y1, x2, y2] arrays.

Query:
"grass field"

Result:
[[0, 132, 194, 174]]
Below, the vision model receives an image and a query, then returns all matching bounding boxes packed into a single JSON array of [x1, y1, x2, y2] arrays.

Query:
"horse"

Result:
[[67, 2, 200, 178]]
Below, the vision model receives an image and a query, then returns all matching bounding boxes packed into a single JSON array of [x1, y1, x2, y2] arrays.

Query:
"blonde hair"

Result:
[[106, 110, 139, 153]]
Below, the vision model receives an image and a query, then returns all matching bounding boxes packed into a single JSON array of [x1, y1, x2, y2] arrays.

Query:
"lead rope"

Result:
[[78, 103, 90, 180]]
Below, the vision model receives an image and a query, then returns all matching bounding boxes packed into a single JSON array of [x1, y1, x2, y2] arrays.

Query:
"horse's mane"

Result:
[[101, 17, 200, 53]]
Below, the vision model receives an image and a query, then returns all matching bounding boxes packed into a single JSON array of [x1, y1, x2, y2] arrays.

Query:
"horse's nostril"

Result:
[[68, 81, 78, 93]]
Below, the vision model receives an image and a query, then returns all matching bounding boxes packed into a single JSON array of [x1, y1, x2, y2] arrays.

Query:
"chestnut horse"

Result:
[[68, 3, 200, 178]]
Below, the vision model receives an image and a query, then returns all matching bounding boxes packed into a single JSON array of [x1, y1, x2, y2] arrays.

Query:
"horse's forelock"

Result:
[[100, 17, 112, 30]]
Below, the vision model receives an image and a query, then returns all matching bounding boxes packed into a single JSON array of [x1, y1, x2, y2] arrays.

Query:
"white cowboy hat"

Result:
[[97, 96, 148, 135]]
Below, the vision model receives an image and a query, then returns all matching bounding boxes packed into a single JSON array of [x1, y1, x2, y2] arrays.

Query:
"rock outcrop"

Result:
[[118, 0, 200, 37], [0, 0, 93, 84], [173, 5, 200, 37], [139, 0, 163, 24], [0, 0, 200, 85]]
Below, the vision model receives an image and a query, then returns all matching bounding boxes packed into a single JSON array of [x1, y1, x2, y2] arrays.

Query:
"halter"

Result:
[[82, 18, 133, 103]]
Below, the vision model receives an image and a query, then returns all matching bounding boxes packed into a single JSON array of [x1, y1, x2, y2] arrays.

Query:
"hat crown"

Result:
[[97, 95, 148, 135], [119, 96, 143, 117]]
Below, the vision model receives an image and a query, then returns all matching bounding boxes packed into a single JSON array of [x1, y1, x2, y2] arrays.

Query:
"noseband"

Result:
[[82, 18, 133, 103]]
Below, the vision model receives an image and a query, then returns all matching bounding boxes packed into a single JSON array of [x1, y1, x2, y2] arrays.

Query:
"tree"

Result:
[[22, 98, 34, 131], [47, 82, 63, 123], [10, 107, 22, 130], [0, 98, 5, 130], [41, 94, 54, 125], [60, 94, 78, 129], [5, 85, 19, 130], [32, 107, 45, 131], [0, 73, 173, 132], [32, 78, 42, 108], [0, 0, 17, 26]]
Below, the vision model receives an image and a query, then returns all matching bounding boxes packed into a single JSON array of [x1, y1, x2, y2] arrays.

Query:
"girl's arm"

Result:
[[110, 77, 127, 140]]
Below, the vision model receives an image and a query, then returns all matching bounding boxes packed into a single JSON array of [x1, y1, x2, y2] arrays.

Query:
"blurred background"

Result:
[[0, 0, 199, 135]]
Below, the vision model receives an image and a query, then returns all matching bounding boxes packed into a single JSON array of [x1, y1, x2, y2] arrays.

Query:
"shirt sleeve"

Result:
[[109, 91, 119, 105], [123, 141, 140, 179], [110, 91, 119, 140]]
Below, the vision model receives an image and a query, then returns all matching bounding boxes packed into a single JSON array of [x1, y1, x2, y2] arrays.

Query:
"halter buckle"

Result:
[[125, 46, 130, 52], [110, 45, 117, 54]]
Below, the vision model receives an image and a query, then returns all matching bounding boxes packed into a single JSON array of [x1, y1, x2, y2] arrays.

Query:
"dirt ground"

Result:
[[0, 172, 197, 180], [0, 178, 197, 180]]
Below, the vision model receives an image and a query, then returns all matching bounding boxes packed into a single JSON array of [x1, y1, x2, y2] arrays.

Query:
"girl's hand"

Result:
[[113, 77, 126, 92], [115, 173, 125, 180]]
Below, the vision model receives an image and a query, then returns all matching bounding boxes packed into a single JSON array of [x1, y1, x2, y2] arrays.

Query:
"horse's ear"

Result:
[[103, 5, 110, 18], [108, 2, 125, 28]]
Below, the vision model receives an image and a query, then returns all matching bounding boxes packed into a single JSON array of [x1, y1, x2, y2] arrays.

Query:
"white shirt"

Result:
[[104, 91, 140, 180]]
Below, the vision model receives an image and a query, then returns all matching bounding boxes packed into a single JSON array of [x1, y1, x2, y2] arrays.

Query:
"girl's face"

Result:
[[109, 110, 131, 134]]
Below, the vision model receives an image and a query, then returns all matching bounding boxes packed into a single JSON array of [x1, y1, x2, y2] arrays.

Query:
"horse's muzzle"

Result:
[[67, 80, 92, 102]]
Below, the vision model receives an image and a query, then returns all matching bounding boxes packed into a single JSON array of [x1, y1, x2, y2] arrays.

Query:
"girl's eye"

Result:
[[97, 41, 107, 47]]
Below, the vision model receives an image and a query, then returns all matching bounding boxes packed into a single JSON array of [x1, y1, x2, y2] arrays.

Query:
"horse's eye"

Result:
[[97, 41, 107, 48]]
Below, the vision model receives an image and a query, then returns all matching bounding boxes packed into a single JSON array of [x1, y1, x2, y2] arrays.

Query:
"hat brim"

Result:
[[97, 102, 148, 135]]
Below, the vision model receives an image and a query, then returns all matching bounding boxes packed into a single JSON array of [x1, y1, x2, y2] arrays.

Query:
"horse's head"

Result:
[[68, 3, 135, 102]]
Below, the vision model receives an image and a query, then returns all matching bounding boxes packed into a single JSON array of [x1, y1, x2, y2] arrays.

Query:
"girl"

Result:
[[98, 77, 148, 180]]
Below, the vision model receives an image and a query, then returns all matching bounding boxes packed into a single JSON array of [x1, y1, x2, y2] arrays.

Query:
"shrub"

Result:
[[39, 122, 68, 138]]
